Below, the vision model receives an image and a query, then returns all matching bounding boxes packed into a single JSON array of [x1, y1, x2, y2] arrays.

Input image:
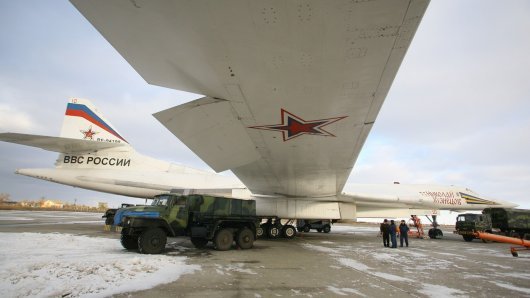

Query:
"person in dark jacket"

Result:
[[399, 220, 410, 247], [389, 220, 397, 248], [380, 219, 390, 247]]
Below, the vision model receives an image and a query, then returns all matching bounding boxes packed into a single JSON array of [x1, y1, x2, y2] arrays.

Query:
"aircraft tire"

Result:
[[138, 228, 167, 254], [214, 228, 233, 251], [429, 228, 443, 239], [435, 229, 443, 238], [191, 237, 208, 249], [323, 225, 331, 233], [282, 225, 296, 239], [120, 234, 138, 250], [256, 226, 264, 238], [267, 225, 281, 239], [236, 228, 254, 249]]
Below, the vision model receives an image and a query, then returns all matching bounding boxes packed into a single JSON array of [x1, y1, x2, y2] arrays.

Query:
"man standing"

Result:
[[399, 220, 410, 247], [389, 220, 397, 248], [380, 219, 390, 247]]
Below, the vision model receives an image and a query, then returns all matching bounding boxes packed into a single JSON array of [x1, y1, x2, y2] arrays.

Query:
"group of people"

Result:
[[379, 219, 409, 248]]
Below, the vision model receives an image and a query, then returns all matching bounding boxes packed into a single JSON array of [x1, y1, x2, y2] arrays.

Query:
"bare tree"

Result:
[[0, 193, 10, 204]]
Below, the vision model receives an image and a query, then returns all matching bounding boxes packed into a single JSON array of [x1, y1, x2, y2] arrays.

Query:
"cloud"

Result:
[[0, 103, 34, 132]]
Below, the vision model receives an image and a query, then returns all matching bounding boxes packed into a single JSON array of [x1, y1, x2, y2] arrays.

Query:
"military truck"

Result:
[[454, 213, 492, 242], [102, 203, 135, 225], [454, 208, 530, 241], [483, 208, 530, 238], [116, 194, 260, 254]]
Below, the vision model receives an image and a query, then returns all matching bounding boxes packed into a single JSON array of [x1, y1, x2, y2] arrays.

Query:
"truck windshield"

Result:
[[151, 195, 171, 206]]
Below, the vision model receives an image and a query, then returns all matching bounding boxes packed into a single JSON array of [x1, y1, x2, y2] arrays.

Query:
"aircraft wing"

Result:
[[72, 0, 429, 198], [0, 133, 126, 154]]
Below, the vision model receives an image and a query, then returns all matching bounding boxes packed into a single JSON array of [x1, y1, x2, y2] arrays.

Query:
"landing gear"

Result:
[[259, 218, 297, 239], [281, 223, 297, 239], [426, 215, 443, 239]]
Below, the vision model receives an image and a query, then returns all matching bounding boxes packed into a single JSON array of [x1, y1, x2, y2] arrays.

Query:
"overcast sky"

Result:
[[1, 1, 529, 210]]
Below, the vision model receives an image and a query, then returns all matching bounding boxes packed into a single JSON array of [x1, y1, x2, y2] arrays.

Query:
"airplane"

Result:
[[0, 0, 518, 238], [0, 98, 516, 237]]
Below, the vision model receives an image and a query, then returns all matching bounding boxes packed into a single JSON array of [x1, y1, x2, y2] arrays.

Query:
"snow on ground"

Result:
[[327, 286, 366, 296], [0, 233, 199, 298], [418, 284, 467, 298], [491, 281, 530, 294]]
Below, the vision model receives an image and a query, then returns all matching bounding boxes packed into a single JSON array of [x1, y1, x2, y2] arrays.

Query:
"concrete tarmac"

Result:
[[1, 210, 529, 297]]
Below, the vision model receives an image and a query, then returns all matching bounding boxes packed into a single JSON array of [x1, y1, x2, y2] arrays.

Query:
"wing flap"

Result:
[[0, 133, 126, 154], [153, 97, 260, 172]]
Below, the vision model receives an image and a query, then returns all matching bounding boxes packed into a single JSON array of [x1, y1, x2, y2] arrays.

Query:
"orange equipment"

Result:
[[408, 215, 428, 239], [476, 232, 530, 257]]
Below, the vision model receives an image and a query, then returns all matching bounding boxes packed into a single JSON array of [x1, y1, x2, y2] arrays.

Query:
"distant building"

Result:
[[40, 200, 64, 208]]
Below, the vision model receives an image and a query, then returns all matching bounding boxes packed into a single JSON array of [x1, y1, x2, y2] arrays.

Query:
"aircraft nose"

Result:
[[492, 198, 518, 208]]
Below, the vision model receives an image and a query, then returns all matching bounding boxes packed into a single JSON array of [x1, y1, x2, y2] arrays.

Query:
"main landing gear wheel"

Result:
[[138, 228, 167, 254], [214, 228, 233, 251], [236, 228, 255, 249], [267, 225, 281, 239], [282, 225, 296, 239], [256, 226, 264, 238]]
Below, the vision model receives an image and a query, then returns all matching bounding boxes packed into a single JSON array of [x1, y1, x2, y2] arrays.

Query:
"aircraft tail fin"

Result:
[[60, 98, 128, 144]]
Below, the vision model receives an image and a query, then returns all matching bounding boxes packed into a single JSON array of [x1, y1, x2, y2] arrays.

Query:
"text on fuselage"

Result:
[[63, 155, 131, 167], [419, 191, 462, 205]]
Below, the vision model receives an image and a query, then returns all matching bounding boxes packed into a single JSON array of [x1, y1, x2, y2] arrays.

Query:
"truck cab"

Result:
[[454, 213, 492, 241]]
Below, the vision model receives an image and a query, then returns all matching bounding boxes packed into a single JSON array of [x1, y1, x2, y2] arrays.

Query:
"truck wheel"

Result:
[[463, 235, 473, 242], [317, 228, 322, 233], [236, 228, 254, 249], [323, 225, 331, 233], [105, 216, 114, 225], [121, 234, 138, 250], [214, 229, 233, 251], [303, 225, 310, 233], [138, 228, 167, 254], [282, 225, 296, 239], [191, 237, 208, 249]]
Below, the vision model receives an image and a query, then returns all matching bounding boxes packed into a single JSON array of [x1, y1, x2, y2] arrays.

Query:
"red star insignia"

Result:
[[249, 109, 347, 141], [80, 126, 99, 140]]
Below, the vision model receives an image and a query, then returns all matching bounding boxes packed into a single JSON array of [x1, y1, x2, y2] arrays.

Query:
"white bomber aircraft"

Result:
[[0, 0, 517, 237]]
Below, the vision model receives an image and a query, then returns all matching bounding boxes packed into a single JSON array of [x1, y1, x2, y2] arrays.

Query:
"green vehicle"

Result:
[[454, 213, 492, 242], [483, 208, 530, 238], [116, 194, 260, 254], [454, 208, 530, 241]]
